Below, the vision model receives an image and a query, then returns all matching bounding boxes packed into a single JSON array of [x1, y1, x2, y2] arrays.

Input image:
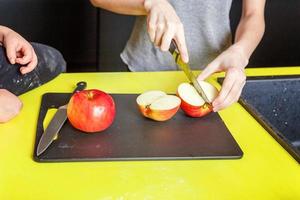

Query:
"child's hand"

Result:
[[197, 45, 249, 112], [2, 28, 38, 74], [0, 89, 23, 123]]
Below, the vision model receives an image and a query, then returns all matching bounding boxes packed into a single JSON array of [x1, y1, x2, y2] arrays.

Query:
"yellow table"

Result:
[[1, 67, 300, 200]]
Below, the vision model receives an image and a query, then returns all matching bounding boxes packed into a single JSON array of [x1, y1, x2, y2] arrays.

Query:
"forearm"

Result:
[[233, 1, 266, 61], [234, 14, 265, 60], [90, 0, 147, 15]]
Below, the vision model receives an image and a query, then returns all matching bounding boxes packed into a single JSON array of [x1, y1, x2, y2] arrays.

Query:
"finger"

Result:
[[20, 48, 37, 74], [213, 80, 245, 112], [5, 41, 18, 64], [143, 0, 152, 12], [154, 15, 165, 46], [16, 46, 33, 65], [212, 69, 237, 107], [174, 27, 189, 63], [160, 24, 175, 52], [197, 60, 220, 81], [147, 11, 158, 43], [16, 51, 22, 58], [213, 68, 246, 110]]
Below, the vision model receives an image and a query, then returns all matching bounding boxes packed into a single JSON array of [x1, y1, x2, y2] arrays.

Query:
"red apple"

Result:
[[177, 81, 218, 117], [67, 89, 115, 133], [136, 90, 181, 121]]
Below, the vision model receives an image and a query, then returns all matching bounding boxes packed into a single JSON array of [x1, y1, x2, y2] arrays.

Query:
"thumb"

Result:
[[197, 61, 220, 81]]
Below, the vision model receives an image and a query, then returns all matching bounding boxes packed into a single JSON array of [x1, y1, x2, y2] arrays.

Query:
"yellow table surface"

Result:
[[1, 67, 300, 200]]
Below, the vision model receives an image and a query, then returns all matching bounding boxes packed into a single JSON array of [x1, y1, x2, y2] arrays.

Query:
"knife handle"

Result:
[[170, 39, 180, 54], [72, 81, 87, 95]]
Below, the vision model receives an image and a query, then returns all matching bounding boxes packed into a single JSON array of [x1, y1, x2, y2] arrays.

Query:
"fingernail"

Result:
[[160, 46, 167, 52], [197, 77, 203, 81], [183, 56, 189, 63]]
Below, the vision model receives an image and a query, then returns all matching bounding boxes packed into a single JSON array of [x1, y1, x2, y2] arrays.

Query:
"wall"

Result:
[[0, 0, 98, 72], [1, 0, 300, 72]]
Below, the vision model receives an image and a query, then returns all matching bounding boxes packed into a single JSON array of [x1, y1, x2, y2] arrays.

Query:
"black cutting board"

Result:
[[33, 93, 243, 162]]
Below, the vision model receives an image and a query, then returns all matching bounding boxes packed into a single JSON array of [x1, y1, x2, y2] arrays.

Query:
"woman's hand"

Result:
[[198, 0, 265, 112], [0, 89, 23, 123], [197, 45, 249, 112], [2, 27, 38, 74], [144, 0, 189, 63]]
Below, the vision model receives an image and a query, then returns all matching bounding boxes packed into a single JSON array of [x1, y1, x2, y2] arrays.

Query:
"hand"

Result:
[[197, 45, 249, 112], [144, 0, 189, 62], [2, 28, 38, 74], [0, 89, 23, 123]]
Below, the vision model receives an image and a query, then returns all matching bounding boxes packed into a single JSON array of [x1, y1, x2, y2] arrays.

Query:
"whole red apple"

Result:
[[67, 89, 115, 133]]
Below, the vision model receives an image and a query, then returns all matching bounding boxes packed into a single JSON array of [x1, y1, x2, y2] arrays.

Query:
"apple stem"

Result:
[[87, 92, 94, 100]]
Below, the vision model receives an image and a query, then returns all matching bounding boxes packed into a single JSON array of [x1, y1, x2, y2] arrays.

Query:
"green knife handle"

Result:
[[72, 81, 87, 95]]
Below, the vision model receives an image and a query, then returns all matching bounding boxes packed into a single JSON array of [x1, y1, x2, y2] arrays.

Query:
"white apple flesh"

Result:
[[136, 90, 181, 121], [177, 81, 219, 117]]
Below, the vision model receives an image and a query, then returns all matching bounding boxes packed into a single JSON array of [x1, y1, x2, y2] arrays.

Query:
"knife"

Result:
[[169, 40, 211, 105], [37, 81, 87, 156]]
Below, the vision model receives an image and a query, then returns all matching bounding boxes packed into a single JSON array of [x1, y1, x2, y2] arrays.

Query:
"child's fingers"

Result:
[[20, 49, 38, 74], [5, 41, 18, 65], [16, 45, 33, 65]]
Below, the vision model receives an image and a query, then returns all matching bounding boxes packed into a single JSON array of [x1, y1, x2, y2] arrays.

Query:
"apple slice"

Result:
[[136, 90, 181, 121], [177, 81, 218, 117]]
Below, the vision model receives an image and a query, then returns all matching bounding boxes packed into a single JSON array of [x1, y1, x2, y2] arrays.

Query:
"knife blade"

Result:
[[36, 81, 87, 156], [169, 40, 211, 104]]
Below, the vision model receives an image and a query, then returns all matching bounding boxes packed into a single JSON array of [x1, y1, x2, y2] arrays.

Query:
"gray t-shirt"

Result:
[[121, 0, 233, 71]]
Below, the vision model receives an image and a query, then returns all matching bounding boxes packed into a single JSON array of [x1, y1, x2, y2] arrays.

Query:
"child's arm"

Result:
[[198, 0, 266, 112], [0, 26, 38, 123], [0, 89, 22, 123]]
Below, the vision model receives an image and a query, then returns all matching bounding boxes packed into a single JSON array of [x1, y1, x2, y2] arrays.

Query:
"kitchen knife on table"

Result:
[[36, 81, 87, 156], [169, 40, 211, 105]]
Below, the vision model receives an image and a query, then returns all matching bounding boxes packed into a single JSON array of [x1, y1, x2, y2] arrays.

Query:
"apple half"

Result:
[[177, 81, 219, 117], [136, 90, 181, 121]]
